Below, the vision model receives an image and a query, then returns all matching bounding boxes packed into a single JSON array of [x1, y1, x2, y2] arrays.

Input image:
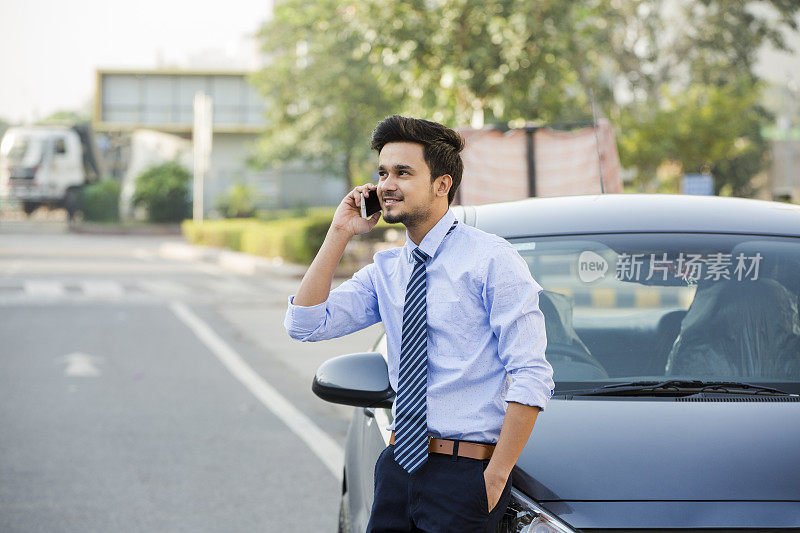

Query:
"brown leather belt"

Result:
[[389, 431, 495, 460]]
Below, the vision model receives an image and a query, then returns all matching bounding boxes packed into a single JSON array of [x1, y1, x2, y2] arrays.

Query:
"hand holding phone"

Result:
[[331, 183, 381, 238], [361, 189, 382, 219]]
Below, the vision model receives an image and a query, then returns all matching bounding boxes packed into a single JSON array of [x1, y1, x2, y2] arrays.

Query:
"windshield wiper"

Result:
[[556, 380, 794, 397]]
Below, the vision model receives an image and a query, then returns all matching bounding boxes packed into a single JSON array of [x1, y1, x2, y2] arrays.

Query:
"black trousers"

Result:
[[366, 443, 513, 532]]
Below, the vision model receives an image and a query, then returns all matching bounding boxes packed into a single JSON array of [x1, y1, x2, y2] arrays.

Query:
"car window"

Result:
[[510, 233, 800, 386], [1, 135, 44, 166]]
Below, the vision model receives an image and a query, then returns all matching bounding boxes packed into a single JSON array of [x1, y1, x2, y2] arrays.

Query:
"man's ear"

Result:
[[436, 174, 452, 198]]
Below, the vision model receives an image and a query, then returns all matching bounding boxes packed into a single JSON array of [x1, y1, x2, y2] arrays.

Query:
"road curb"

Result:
[[68, 222, 183, 236], [158, 234, 405, 281], [159, 241, 348, 280]]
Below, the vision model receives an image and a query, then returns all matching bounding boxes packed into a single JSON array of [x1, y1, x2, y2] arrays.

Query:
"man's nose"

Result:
[[378, 182, 398, 196]]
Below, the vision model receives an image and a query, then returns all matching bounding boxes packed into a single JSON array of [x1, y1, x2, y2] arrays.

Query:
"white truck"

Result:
[[0, 124, 105, 218]]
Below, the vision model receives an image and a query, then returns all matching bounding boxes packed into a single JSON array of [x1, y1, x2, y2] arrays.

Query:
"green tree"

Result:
[[215, 182, 257, 218], [37, 98, 94, 126], [569, 0, 798, 192], [37, 109, 91, 125], [251, 0, 799, 195], [132, 161, 192, 223], [359, 0, 587, 127], [618, 80, 771, 195], [250, 0, 399, 187], [563, 1, 798, 104], [251, 1, 592, 185]]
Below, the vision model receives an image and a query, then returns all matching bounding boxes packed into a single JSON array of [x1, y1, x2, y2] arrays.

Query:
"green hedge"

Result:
[[254, 206, 337, 221], [215, 183, 257, 218], [80, 180, 120, 222], [182, 211, 399, 265]]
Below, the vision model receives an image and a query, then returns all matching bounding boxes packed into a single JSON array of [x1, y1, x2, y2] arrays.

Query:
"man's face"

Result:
[[376, 142, 440, 226]]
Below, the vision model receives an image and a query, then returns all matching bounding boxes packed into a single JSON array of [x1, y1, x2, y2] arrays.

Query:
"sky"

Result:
[[0, 0, 273, 124]]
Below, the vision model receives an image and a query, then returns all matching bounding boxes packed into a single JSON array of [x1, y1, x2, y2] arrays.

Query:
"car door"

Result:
[[352, 332, 393, 532], [49, 133, 83, 194]]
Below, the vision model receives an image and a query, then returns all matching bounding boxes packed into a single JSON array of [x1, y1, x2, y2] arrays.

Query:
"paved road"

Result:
[[0, 216, 383, 532]]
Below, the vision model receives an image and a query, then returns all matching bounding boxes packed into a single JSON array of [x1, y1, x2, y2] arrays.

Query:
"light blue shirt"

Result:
[[284, 207, 554, 444]]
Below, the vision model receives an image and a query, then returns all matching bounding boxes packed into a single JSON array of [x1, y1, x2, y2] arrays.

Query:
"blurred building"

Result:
[[769, 135, 800, 203], [748, 5, 799, 202], [93, 68, 346, 218], [762, 82, 800, 203]]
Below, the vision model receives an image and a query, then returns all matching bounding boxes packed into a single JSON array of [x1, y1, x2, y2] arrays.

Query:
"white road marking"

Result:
[[1, 260, 23, 278], [190, 262, 226, 276], [203, 278, 254, 295], [169, 301, 344, 480], [132, 248, 156, 261], [24, 280, 65, 298], [57, 352, 102, 377], [218, 251, 258, 275], [138, 280, 191, 296], [82, 280, 125, 298]]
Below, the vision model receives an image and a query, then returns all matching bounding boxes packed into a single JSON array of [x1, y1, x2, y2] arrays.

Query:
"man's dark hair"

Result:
[[370, 115, 465, 205]]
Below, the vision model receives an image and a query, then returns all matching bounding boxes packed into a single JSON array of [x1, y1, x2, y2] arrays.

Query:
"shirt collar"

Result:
[[403, 207, 457, 264]]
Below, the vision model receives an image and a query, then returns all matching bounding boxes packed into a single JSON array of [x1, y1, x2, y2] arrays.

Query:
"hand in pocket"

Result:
[[482, 468, 508, 514]]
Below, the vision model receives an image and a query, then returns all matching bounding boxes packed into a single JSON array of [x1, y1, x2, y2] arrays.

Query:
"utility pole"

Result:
[[193, 92, 213, 223]]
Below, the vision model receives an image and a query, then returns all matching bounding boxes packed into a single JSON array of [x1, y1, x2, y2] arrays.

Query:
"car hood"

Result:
[[513, 397, 800, 502]]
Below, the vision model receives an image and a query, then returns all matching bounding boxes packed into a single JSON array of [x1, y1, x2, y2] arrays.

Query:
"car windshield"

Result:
[[0, 134, 44, 166], [511, 233, 800, 389]]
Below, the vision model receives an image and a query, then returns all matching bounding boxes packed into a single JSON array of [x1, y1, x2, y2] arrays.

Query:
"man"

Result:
[[284, 115, 554, 532]]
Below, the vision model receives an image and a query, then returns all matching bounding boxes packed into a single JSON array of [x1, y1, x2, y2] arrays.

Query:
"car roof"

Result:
[[453, 193, 800, 238], [3, 126, 73, 139]]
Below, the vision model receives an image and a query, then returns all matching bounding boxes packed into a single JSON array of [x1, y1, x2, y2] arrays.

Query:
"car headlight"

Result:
[[499, 488, 576, 533]]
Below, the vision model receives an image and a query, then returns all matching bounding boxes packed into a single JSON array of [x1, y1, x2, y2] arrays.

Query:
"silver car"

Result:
[[314, 193, 800, 532]]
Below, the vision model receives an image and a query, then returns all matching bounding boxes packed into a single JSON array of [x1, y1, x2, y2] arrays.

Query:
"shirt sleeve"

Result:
[[482, 242, 555, 411], [284, 261, 381, 342]]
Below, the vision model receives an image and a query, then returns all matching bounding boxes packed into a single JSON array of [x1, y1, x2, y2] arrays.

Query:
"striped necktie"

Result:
[[394, 220, 458, 474]]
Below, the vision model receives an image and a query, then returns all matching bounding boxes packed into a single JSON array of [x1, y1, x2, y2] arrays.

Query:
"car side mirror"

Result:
[[312, 351, 395, 408]]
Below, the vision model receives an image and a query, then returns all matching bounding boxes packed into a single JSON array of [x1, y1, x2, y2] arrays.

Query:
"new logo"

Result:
[[578, 251, 608, 283]]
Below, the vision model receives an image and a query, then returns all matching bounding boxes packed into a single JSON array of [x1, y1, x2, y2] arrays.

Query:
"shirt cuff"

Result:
[[504, 369, 555, 412], [285, 294, 327, 335]]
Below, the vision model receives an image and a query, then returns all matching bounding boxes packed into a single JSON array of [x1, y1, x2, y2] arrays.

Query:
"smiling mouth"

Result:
[[384, 199, 402, 205]]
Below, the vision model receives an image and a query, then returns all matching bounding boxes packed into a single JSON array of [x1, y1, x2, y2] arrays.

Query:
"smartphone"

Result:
[[360, 190, 382, 219]]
